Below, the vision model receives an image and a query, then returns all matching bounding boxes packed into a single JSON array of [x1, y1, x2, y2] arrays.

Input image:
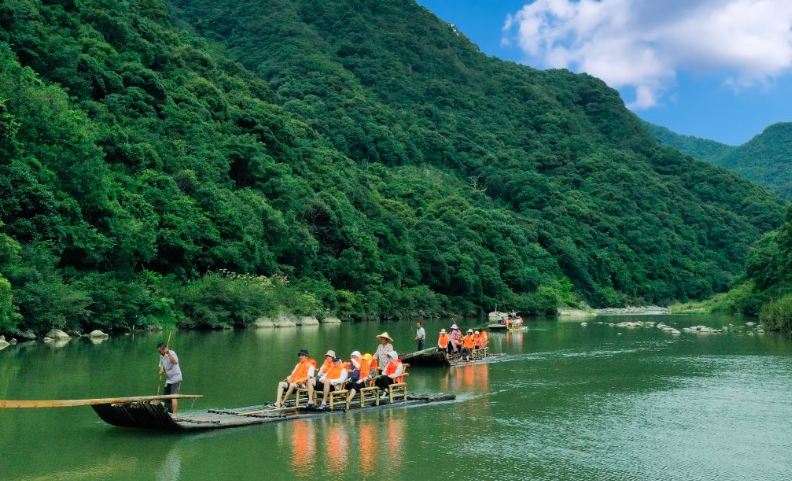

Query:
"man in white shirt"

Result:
[[157, 342, 182, 417], [415, 322, 426, 350]]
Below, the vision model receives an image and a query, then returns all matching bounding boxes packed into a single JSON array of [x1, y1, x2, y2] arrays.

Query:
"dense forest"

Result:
[[644, 123, 736, 164], [650, 121, 792, 200], [0, 0, 786, 336]]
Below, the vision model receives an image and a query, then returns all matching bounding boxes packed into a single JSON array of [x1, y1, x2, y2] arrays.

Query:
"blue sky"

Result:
[[418, 0, 792, 145]]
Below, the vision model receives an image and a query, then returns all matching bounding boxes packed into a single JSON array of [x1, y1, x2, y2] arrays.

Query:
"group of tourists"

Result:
[[499, 312, 523, 328], [274, 331, 405, 411], [437, 324, 489, 361]]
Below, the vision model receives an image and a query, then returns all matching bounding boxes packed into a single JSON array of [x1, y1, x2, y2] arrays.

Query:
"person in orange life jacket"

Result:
[[480, 330, 489, 346], [460, 329, 476, 361], [317, 356, 349, 410], [345, 352, 376, 403], [307, 350, 336, 406], [438, 329, 452, 353], [472, 331, 482, 348], [275, 349, 315, 408], [347, 351, 362, 382], [374, 351, 404, 390]]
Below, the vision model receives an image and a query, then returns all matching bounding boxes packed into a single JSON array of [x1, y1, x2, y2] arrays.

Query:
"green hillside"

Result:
[[0, 0, 785, 335], [718, 123, 792, 199], [644, 122, 735, 163]]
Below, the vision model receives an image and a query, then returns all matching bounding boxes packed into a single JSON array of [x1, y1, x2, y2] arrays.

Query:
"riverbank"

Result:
[[557, 306, 670, 318]]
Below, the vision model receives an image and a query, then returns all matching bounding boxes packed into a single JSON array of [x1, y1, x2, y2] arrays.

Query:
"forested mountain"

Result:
[[648, 121, 792, 200], [644, 123, 735, 163], [0, 0, 785, 335], [717, 123, 792, 200]]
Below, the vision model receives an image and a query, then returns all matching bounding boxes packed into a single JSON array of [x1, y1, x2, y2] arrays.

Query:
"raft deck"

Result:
[[92, 393, 455, 432]]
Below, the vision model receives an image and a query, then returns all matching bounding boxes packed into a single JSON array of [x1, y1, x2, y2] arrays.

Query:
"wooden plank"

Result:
[[0, 394, 203, 409]]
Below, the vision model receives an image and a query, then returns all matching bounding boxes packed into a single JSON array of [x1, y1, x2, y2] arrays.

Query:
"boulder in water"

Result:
[[20, 330, 36, 340], [322, 317, 342, 324], [89, 330, 109, 338], [273, 314, 298, 328], [580, 322, 588, 327], [45, 329, 71, 340], [299, 316, 320, 326], [253, 317, 275, 328], [0, 338, 9, 350]]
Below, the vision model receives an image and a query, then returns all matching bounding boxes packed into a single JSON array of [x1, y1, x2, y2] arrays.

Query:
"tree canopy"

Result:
[[0, 0, 785, 334]]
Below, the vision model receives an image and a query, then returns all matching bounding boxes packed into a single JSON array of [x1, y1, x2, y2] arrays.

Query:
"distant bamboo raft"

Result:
[[400, 347, 500, 367], [0, 394, 202, 409]]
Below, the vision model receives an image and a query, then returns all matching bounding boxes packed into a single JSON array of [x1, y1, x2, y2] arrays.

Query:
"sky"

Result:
[[417, 0, 792, 145]]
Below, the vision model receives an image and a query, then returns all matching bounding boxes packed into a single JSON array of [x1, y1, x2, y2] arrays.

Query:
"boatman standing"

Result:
[[415, 322, 426, 351], [157, 342, 182, 418]]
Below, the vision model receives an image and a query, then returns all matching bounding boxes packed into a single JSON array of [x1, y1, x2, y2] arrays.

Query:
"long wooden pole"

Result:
[[156, 331, 173, 396], [0, 394, 203, 409]]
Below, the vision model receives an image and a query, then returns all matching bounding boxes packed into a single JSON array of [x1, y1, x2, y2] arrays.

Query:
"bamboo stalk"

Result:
[[0, 394, 203, 409]]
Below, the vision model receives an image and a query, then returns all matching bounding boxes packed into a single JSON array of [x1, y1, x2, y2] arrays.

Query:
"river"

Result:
[[1, 315, 791, 480]]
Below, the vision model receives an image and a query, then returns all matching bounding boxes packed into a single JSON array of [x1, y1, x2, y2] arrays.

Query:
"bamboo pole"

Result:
[[0, 394, 203, 409]]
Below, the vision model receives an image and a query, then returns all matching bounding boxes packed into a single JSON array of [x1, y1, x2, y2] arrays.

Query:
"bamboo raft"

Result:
[[1, 393, 454, 432], [400, 347, 501, 367]]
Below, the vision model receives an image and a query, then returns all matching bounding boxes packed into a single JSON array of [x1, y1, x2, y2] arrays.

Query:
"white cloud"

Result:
[[503, 0, 792, 109]]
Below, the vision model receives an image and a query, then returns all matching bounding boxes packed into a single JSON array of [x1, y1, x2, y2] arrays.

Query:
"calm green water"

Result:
[[2, 316, 792, 481]]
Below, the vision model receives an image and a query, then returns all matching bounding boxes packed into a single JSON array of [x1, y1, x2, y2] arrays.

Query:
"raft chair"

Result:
[[328, 387, 350, 411], [387, 364, 409, 403], [359, 378, 380, 407]]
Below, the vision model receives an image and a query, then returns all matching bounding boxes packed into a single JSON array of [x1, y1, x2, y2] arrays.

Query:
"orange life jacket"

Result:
[[359, 358, 373, 378], [472, 334, 481, 346], [481, 331, 488, 345], [310, 358, 318, 369], [462, 335, 475, 349], [371, 357, 379, 373], [318, 359, 332, 377], [326, 364, 346, 382], [438, 333, 450, 348], [288, 359, 313, 384], [385, 359, 404, 383]]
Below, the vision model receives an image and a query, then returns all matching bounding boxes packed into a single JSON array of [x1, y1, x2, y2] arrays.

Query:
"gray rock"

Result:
[[322, 317, 342, 324], [580, 322, 588, 327], [299, 316, 320, 326], [273, 314, 298, 328], [20, 330, 36, 340], [9, 338, 17, 345], [253, 317, 275, 328], [0, 339, 10, 350], [43, 337, 54, 343], [89, 330, 109, 338], [45, 329, 71, 340]]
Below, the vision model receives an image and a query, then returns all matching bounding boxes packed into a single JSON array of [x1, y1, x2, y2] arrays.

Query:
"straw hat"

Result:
[[325, 350, 336, 358], [440, 329, 447, 333], [388, 351, 399, 360], [467, 329, 473, 333], [474, 331, 480, 334], [376, 332, 393, 342]]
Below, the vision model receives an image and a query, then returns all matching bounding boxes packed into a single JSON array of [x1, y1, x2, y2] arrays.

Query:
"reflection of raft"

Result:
[[1, 393, 455, 432], [400, 347, 501, 367], [480, 323, 525, 332], [93, 393, 454, 432]]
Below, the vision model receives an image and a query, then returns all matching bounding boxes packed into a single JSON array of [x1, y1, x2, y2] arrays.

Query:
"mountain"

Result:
[[0, 0, 786, 334], [644, 122, 735, 163], [647, 121, 792, 199], [718, 123, 792, 199]]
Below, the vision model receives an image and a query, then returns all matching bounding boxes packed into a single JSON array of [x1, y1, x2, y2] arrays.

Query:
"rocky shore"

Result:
[[557, 306, 669, 318]]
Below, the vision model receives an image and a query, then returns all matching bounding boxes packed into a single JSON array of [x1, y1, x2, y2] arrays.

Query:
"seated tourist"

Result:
[[460, 329, 475, 361], [438, 329, 452, 353], [346, 352, 376, 403], [274, 349, 315, 408], [317, 356, 348, 410], [374, 351, 404, 390]]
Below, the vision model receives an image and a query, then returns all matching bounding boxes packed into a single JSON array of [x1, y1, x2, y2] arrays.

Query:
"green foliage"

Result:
[[645, 122, 735, 163], [718, 123, 792, 200], [0, 0, 785, 334], [760, 295, 792, 333]]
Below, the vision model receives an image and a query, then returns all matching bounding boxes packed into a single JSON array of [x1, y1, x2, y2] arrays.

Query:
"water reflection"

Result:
[[325, 421, 349, 475], [290, 420, 316, 477], [504, 330, 524, 350], [359, 420, 377, 477]]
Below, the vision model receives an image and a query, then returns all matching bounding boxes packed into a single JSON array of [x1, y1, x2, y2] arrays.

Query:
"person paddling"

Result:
[[157, 342, 182, 418], [274, 349, 315, 408]]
